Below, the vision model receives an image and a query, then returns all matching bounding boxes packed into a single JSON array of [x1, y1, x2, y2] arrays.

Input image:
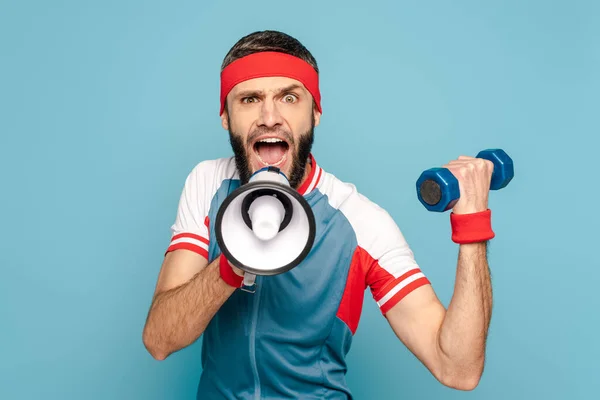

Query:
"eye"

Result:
[[241, 97, 258, 104], [282, 94, 297, 103]]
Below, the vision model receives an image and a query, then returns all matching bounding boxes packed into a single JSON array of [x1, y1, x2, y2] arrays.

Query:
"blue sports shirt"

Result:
[[165, 154, 431, 399]]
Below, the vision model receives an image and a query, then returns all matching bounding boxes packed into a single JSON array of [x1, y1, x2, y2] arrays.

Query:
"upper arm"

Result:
[[153, 162, 213, 296], [384, 283, 446, 379], [355, 198, 446, 375], [153, 250, 208, 295]]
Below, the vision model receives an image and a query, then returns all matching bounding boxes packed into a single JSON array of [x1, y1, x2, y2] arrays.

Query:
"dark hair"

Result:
[[221, 30, 319, 73]]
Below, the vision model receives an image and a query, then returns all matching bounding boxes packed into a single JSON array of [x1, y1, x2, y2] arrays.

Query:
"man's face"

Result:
[[221, 76, 321, 188]]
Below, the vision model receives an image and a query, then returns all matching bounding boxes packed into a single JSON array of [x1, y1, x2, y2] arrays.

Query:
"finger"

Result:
[[442, 164, 465, 173], [458, 155, 475, 160], [442, 165, 465, 181], [447, 158, 490, 169], [445, 160, 470, 166]]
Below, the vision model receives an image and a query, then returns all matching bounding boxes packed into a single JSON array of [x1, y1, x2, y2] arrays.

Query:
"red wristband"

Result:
[[219, 253, 244, 288], [450, 209, 495, 244]]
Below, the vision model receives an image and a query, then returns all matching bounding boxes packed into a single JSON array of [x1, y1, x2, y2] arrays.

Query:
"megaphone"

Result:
[[214, 166, 316, 288]]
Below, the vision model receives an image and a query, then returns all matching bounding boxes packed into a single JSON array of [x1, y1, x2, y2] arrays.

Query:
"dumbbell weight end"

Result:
[[416, 167, 460, 212], [476, 149, 514, 190]]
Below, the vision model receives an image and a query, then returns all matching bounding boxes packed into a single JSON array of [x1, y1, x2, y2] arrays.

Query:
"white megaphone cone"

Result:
[[214, 166, 316, 290]]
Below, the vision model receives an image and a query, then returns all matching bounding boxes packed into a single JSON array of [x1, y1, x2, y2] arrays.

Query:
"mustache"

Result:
[[247, 126, 294, 145]]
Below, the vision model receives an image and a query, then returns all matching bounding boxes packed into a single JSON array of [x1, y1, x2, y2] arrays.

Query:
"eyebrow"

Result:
[[234, 84, 305, 99]]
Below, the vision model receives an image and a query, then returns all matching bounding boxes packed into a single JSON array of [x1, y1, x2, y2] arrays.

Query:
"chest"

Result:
[[208, 193, 358, 337]]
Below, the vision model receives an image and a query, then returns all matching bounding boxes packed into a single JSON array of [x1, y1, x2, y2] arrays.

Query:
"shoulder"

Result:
[[187, 156, 238, 181], [317, 170, 410, 251], [184, 156, 238, 191]]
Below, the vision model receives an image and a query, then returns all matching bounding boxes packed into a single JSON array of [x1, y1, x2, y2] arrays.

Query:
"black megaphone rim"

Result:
[[214, 180, 316, 276]]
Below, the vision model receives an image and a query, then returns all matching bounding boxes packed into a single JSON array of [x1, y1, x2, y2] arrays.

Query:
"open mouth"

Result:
[[253, 137, 290, 167]]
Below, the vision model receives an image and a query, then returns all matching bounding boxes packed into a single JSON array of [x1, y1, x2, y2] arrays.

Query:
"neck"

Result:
[[294, 156, 313, 193]]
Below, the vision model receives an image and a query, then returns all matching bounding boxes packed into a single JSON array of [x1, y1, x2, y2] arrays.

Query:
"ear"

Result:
[[221, 109, 229, 130], [313, 108, 321, 127]]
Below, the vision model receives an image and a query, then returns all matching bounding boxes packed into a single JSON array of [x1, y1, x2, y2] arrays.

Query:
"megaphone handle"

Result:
[[241, 273, 257, 293]]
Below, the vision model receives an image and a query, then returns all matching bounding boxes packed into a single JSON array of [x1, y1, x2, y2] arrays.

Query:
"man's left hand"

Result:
[[442, 155, 494, 215]]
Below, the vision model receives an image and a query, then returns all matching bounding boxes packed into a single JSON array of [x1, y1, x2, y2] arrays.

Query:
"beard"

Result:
[[228, 117, 315, 189]]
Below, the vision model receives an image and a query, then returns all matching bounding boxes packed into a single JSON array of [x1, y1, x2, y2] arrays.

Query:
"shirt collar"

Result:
[[297, 153, 323, 196]]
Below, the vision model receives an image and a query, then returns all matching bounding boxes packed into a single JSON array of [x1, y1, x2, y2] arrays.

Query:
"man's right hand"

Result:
[[223, 256, 245, 277]]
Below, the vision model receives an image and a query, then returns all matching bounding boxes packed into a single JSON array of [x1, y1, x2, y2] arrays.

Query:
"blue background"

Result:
[[1, 0, 599, 399]]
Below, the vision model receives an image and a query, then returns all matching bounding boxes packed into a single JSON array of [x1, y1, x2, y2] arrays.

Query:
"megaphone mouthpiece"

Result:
[[249, 167, 290, 187], [248, 195, 285, 241]]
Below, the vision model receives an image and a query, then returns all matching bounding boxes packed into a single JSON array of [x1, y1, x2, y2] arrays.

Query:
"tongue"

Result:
[[257, 143, 287, 165]]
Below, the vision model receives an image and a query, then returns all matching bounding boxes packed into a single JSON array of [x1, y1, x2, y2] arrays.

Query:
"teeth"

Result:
[[256, 152, 287, 167], [258, 138, 284, 143]]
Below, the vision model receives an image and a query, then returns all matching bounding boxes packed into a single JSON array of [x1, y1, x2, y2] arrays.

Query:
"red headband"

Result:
[[219, 51, 321, 115]]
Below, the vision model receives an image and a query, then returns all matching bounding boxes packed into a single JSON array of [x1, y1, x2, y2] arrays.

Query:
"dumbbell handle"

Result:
[[416, 149, 514, 212]]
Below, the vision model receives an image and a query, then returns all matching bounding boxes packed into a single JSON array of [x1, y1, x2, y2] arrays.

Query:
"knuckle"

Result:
[[474, 159, 490, 170]]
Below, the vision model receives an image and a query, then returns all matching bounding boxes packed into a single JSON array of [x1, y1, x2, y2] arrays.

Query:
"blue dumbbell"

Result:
[[416, 149, 514, 212]]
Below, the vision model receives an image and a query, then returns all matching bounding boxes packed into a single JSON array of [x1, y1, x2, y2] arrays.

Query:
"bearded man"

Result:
[[143, 30, 495, 400]]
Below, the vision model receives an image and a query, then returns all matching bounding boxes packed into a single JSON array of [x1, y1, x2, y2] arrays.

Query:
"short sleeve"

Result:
[[165, 163, 211, 259], [350, 194, 431, 315]]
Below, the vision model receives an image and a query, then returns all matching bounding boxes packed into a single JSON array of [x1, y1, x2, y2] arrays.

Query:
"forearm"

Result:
[[142, 257, 236, 360], [437, 242, 492, 384]]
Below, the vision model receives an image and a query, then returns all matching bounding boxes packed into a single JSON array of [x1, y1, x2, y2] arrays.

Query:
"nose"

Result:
[[257, 97, 283, 128]]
